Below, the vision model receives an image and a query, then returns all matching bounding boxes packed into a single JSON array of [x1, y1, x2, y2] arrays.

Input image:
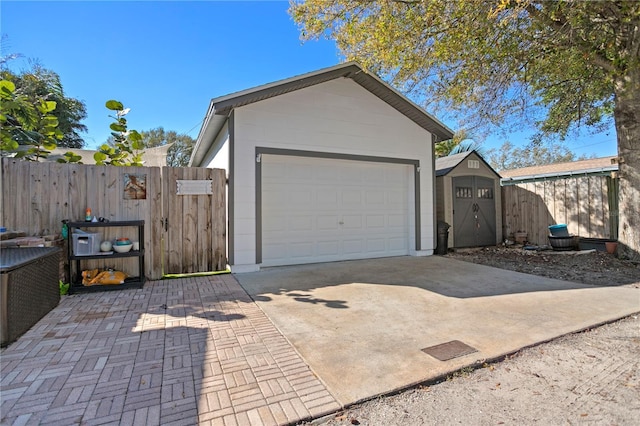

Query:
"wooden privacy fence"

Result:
[[501, 174, 618, 245], [1, 158, 226, 280]]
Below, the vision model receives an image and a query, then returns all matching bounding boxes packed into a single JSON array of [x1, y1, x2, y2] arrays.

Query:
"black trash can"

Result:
[[436, 221, 450, 255]]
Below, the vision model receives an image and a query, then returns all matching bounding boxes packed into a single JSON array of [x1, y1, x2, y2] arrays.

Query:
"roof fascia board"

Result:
[[192, 62, 455, 165], [211, 63, 362, 114], [210, 61, 454, 140]]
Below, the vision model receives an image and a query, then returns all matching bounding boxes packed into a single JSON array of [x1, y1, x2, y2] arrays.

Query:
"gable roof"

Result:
[[435, 150, 499, 178], [435, 151, 474, 177], [500, 156, 618, 184], [190, 62, 454, 166]]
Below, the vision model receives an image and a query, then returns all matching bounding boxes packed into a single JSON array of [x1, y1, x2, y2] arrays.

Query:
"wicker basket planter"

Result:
[[548, 235, 578, 251]]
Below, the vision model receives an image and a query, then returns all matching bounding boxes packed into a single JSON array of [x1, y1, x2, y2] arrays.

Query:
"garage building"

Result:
[[190, 62, 453, 272]]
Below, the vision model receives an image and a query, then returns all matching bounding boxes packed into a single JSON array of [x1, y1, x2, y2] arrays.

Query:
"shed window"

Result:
[[456, 187, 473, 198], [478, 188, 493, 199]]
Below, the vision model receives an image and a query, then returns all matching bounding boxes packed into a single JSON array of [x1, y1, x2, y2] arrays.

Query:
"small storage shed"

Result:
[[435, 151, 502, 248], [190, 62, 454, 272]]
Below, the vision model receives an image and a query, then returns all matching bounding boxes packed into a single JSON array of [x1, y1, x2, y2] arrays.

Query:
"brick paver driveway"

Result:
[[0, 275, 339, 425]]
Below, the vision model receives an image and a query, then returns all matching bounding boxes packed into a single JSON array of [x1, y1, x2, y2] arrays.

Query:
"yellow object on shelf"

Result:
[[82, 269, 128, 286]]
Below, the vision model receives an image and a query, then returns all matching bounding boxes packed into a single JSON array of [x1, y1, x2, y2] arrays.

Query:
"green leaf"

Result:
[[105, 100, 124, 111], [94, 151, 107, 164], [0, 80, 16, 99], [42, 140, 57, 150], [43, 116, 59, 127], [110, 123, 126, 132], [44, 101, 57, 112], [128, 130, 142, 142]]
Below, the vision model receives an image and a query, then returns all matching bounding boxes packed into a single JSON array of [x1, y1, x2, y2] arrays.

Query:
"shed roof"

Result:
[[435, 150, 499, 178], [190, 62, 454, 166], [500, 156, 618, 184]]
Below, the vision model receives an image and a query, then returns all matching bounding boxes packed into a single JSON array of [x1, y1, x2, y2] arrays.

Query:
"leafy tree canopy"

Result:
[[1, 65, 87, 148], [488, 141, 587, 171], [139, 127, 195, 167], [291, 0, 640, 258], [104, 127, 195, 167], [291, 0, 634, 137], [0, 78, 62, 160]]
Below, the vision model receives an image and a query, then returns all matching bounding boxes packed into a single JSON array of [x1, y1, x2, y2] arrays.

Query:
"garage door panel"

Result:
[[290, 216, 313, 231], [317, 241, 340, 256], [389, 237, 408, 251], [317, 189, 340, 206], [388, 190, 407, 204], [288, 163, 311, 180], [262, 189, 288, 208], [316, 215, 339, 230], [263, 216, 287, 232], [365, 191, 385, 205], [262, 155, 411, 266], [289, 190, 313, 205], [342, 215, 362, 229], [366, 239, 386, 253], [343, 239, 364, 254], [342, 190, 362, 205], [264, 242, 288, 261], [316, 164, 341, 180], [366, 215, 385, 228], [290, 242, 314, 258]]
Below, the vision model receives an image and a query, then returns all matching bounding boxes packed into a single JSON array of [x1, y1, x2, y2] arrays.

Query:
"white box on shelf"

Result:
[[72, 231, 102, 255]]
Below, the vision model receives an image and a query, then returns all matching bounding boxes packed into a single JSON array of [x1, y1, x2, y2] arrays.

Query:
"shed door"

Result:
[[452, 176, 496, 247], [261, 155, 411, 267]]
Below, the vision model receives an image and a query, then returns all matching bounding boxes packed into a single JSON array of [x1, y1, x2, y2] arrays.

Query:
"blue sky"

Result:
[[2, 0, 617, 158]]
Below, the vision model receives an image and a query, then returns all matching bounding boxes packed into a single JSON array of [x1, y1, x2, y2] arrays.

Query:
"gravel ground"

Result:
[[309, 247, 640, 426]]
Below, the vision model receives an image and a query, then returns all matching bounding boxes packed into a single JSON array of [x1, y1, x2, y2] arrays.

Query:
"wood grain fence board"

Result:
[[195, 167, 211, 272], [589, 176, 604, 238], [16, 160, 31, 233], [182, 167, 197, 273], [601, 176, 610, 239], [164, 166, 183, 274], [147, 167, 163, 279], [49, 163, 67, 236], [67, 163, 84, 222], [607, 177, 619, 239], [575, 176, 588, 237], [556, 179, 567, 226], [212, 168, 226, 270]]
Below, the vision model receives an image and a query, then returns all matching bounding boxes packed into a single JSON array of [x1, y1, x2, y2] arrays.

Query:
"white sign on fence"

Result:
[[176, 180, 213, 195]]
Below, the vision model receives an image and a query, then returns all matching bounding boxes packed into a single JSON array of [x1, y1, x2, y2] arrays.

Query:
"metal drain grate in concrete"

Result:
[[421, 340, 478, 361]]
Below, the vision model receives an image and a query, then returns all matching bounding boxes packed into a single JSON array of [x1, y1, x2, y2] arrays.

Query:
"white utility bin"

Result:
[[72, 231, 102, 255]]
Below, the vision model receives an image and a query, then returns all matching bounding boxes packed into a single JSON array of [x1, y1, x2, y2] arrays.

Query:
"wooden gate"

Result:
[[162, 166, 226, 274]]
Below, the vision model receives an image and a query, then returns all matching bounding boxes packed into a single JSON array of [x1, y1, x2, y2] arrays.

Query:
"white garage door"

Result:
[[261, 155, 412, 266]]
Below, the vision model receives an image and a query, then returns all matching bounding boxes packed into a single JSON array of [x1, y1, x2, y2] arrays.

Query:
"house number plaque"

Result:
[[176, 180, 213, 195]]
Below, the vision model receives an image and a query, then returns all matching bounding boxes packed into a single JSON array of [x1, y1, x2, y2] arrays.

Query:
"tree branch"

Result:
[[525, 3, 617, 74]]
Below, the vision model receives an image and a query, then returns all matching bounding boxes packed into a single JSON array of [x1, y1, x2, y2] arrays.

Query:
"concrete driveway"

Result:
[[236, 256, 640, 406]]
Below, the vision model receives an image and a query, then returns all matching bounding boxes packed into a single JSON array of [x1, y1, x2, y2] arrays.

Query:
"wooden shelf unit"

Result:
[[67, 220, 145, 293]]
